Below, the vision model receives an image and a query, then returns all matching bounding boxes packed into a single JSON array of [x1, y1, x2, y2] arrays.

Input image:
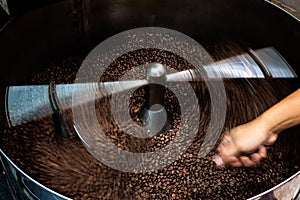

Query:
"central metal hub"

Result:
[[145, 63, 167, 111], [146, 63, 167, 83], [142, 63, 168, 136]]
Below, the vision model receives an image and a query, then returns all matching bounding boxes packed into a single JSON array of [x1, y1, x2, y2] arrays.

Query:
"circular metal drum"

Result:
[[0, 0, 299, 199]]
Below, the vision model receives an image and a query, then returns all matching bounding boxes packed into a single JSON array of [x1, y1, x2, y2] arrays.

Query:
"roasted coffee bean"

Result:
[[1, 40, 299, 200]]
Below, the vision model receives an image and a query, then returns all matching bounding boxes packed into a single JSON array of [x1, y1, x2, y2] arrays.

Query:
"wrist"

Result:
[[256, 89, 300, 134], [257, 112, 281, 135]]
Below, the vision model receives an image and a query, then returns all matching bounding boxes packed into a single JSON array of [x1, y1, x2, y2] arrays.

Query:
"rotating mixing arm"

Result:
[[167, 47, 297, 82], [5, 47, 296, 130], [57, 80, 148, 109], [5, 80, 148, 127]]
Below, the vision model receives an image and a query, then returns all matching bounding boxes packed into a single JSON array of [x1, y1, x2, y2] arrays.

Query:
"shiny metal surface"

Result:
[[0, 149, 70, 200], [7, 48, 295, 127], [146, 63, 167, 83], [250, 47, 297, 78], [250, 171, 300, 200], [142, 105, 168, 137], [143, 63, 168, 136], [167, 47, 297, 81], [6, 81, 148, 126]]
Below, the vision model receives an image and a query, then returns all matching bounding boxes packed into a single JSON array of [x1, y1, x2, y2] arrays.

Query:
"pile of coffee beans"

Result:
[[1, 40, 299, 199]]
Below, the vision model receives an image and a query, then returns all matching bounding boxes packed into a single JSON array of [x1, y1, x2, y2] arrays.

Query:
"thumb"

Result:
[[264, 134, 278, 146]]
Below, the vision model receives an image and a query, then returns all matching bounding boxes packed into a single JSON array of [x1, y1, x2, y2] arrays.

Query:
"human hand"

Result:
[[213, 117, 279, 167]]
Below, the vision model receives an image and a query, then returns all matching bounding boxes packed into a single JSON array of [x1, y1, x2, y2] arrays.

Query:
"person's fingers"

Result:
[[239, 156, 256, 167], [212, 155, 225, 167], [212, 155, 244, 167], [218, 135, 239, 163], [230, 160, 243, 167], [227, 156, 243, 167], [250, 145, 267, 163], [216, 127, 270, 167], [258, 145, 267, 158], [216, 145, 268, 167], [226, 156, 240, 163], [264, 134, 278, 146], [250, 153, 262, 163]]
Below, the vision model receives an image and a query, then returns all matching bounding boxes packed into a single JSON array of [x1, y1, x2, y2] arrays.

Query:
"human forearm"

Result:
[[214, 89, 300, 167], [259, 88, 300, 134]]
